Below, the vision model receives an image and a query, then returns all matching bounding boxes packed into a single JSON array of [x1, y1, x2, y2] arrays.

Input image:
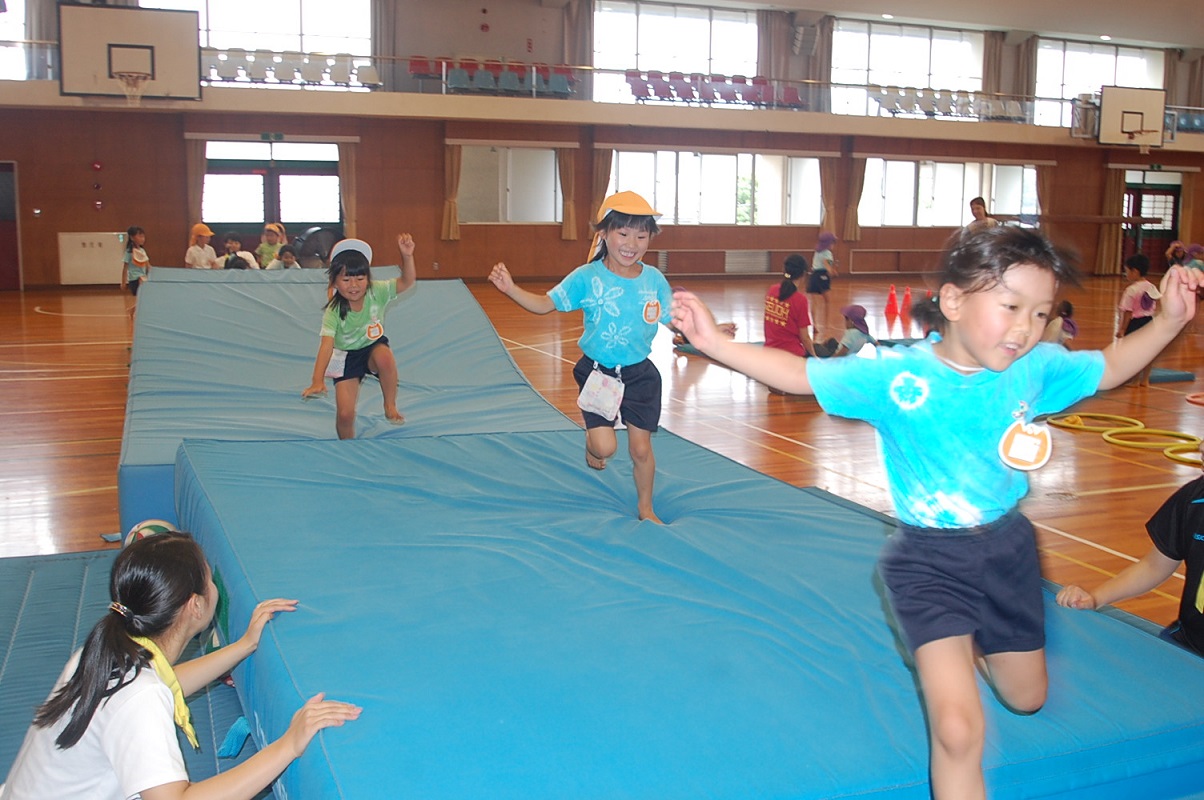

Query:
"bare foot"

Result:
[[638, 508, 664, 524], [385, 408, 406, 424], [585, 448, 607, 470]]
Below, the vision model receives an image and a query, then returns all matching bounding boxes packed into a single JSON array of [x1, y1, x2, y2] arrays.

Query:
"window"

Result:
[[832, 20, 983, 116], [1033, 40, 1164, 127], [593, 1, 757, 104], [0, 0, 26, 80], [607, 149, 822, 225], [457, 147, 563, 224], [141, 0, 370, 55], [858, 159, 1037, 227], [201, 141, 341, 230]]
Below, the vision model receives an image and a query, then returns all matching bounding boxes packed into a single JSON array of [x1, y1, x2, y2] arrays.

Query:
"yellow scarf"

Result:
[[131, 636, 198, 750]]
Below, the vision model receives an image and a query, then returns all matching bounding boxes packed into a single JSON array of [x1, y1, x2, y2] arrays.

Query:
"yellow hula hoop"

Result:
[[1100, 428, 1202, 450], [1046, 413, 1144, 433], [1164, 443, 1203, 467], [1187, 393, 1204, 407]]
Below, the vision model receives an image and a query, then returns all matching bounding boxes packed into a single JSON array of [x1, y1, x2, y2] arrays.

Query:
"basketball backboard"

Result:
[[1097, 86, 1166, 148], [58, 5, 201, 101]]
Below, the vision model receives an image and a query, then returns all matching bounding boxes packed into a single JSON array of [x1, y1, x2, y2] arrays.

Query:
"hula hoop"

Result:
[[1187, 393, 1204, 407], [1164, 443, 1203, 467], [1100, 428, 1202, 450], [1046, 413, 1144, 433]]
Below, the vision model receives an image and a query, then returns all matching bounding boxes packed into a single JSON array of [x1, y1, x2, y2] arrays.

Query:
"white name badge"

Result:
[[998, 419, 1052, 471]]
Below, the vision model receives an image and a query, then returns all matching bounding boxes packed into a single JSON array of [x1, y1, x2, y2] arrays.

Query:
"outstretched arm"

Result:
[[488, 262, 556, 315], [396, 233, 417, 294], [1099, 266, 1201, 390], [672, 290, 814, 394], [1056, 547, 1181, 610], [303, 336, 335, 397], [174, 598, 298, 696], [140, 692, 361, 800]]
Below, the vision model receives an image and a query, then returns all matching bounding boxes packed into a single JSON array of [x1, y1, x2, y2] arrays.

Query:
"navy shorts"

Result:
[[806, 271, 831, 294], [1124, 315, 1153, 336], [328, 337, 390, 384], [879, 510, 1044, 655], [572, 355, 662, 432], [128, 280, 140, 297]]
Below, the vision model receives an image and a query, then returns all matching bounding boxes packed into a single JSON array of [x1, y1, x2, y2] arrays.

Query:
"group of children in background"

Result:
[[91, 192, 1202, 800], [184, 222, 296, 270]]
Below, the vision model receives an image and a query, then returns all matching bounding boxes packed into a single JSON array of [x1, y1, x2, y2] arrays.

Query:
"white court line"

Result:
[[1034, 520, 1185, 582], [0, 340, 131, 349], [0, 373, 128, 383], [33, 307, 127, 319]]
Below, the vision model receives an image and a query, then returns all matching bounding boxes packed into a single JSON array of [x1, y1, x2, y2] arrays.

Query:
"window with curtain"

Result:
[[140, 0, 370, 54], [831, 19, 983, 116], [1033, 40, 1164, 127], [0, 0, 25, 80], [592, 1, 757, 104], [858, 159, 1038, 227], [457, 147, 563, 224], [201, 141, 341, 230], [607, 149, 822, 225]]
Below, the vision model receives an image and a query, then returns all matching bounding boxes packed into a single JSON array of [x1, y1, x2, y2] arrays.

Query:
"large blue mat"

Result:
[[176, 431, 1204, 800], [119, 270, 573, 532]]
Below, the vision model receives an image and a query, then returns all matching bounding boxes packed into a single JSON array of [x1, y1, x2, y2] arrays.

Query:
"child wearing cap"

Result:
[[301, 234, 417, 438], [830, 304, 878, 357], [807, 232, 839, 337], [256, 223, 287, 267], [183, 223, 219, 269], [488, 191, 673, 523], [1116, 253, 1160, 387]]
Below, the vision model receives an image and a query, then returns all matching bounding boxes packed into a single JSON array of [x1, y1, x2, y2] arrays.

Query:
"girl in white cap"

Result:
[[488, 191, 673, 523], [302, 234, 417, 438]]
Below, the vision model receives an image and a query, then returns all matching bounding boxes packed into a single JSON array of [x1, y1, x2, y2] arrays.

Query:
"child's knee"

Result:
[[627, 436, 654, 464], [930, 704, 985, 761], [999, 682, 1046, 715], [587, 431, 617, 459]]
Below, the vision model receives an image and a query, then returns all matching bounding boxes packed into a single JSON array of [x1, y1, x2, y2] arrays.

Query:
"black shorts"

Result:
[[128, 281, 140, 297], [572, 355, 662, 432], [879, 510, 1044, 655], [806, 271, 831, 294], [328, 337, 390, 384], [1124, 315, 1153, 336]]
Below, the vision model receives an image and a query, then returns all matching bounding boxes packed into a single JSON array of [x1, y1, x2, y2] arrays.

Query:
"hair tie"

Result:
[[109, 601, 132, 619]]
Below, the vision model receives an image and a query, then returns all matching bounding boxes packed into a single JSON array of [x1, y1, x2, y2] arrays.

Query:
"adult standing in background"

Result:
[[965, 197, 1000, 232]]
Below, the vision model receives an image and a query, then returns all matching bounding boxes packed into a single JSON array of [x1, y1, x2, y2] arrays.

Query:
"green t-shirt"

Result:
[[319, 279, 399, 351]]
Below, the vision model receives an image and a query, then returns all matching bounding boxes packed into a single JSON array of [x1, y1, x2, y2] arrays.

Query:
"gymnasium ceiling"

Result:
[[689, 1, 1204, 50]]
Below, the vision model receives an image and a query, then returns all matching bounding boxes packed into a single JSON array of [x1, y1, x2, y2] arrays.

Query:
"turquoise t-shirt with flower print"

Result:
[[549, 260, 673, 369]]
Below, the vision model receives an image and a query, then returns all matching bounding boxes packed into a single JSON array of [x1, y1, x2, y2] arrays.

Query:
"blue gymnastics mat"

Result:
[[176, 430, 1204, 800], [119, 270, 574, 532], [0, 550, 267, 794]]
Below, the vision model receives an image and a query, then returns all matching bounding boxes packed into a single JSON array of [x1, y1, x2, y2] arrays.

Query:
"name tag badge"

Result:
[[366, 320, 383, 340], [998, 419, 1052, 471]]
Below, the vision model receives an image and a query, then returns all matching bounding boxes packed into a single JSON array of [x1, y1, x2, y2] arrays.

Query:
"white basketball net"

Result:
[[113, 71, 150, 107]]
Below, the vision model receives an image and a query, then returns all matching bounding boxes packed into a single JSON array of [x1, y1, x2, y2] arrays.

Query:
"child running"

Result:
[[301, 234, 417, 439], [489, 191, 673, 523], [671, 225, 1201, 799]]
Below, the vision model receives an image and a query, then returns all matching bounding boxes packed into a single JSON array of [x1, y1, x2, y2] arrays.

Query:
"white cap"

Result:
[[329, 238, 372, 264]]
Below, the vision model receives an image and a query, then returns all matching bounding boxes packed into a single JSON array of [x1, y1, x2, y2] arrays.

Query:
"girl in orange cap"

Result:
[[489, 191, 673, 523], [183, 223, 218, 269]]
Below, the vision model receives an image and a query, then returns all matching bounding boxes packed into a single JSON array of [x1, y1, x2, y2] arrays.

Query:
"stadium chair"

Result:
[[215, 48, 246, 81], [471, 67, 497, 93], [693, 73, 717, 104], [548, 71, 572, 98], [299, 55, 327, 84], [669, 71, 696, 102], [328, 54, 353, 85], [355, 63, 383, 88], [626, 70, 651, 102], [647, 70, 675, 102], [778, 85, 805, 110], [498, 66, 523, 94], [711, 74, 740, 103], [446, 67, 471, 93]]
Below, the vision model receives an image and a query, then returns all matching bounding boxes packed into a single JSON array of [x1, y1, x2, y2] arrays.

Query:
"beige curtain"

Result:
[[843, 158, 866, 241], [1163, 50, 1180, 106], [756, 10, 793, 81], [1179, 172, 1196, 245], [982, 31, 1004, 98], [802, 16, 834, 113], [1187, 57, 1204, 108], [1014, 36, 1038, 102], [590, 149, 614, 223], [1035, 164, 1056, 238], [441, 145, 462, 241], [564, 0, 595, 99], [184, 139, 206, 229], [338, 143, 357, 239], [557, 148, 577, 240], [1095, 168, 1126, 276], [818, 157, 840, 233], [370, 0, 401, 91]]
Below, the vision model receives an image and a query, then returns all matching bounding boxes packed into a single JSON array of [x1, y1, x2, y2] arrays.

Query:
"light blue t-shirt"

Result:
[[549, 260, 673, 368], [807, 338, 1105, 528], [813, 249, 835, 273]]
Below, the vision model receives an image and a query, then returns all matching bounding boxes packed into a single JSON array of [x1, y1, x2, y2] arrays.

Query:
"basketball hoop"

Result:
[[113, 71, 150, 107]]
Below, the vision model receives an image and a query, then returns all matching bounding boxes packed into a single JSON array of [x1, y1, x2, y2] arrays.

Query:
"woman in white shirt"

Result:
[[1, 533, 360, 800]]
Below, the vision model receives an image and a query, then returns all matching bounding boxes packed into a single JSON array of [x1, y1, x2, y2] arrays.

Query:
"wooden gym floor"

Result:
[[0, 272, 1199, 630]]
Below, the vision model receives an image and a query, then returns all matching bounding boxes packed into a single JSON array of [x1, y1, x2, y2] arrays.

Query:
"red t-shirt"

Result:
[[763, 284, 810, 357]]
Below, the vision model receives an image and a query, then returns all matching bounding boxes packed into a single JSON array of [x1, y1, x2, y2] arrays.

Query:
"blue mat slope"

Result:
[[0, 550, 264, 790], [119, 270, 574, 531], [176, 431, 1204, 800]]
